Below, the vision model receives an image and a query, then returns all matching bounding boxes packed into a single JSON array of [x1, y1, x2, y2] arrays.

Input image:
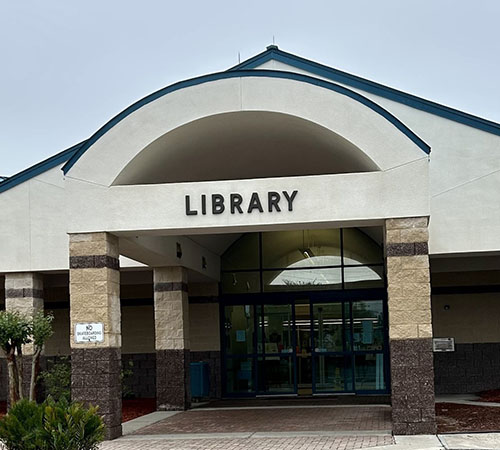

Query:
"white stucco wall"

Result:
[[256, 60, 500, 255], [0, 165, 68, 272], [1, 60, 499, 274]]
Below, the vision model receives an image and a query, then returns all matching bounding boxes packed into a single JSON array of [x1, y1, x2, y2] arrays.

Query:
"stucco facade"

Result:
[[1, 46, 500, 439]]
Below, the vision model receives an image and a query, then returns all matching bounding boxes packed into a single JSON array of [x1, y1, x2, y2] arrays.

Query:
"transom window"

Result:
[[221, 228, 384, 294]]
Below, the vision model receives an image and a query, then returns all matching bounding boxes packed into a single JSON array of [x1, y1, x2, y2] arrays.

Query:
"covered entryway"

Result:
[[220, 227, 388, 398]]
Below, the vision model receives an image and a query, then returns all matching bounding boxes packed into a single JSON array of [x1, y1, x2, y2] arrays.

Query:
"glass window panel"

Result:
[[352, 300, 384, 351], [258, 304, 294, 354], [262, 229, 341, 269], [226, 357, 255, 394], [224, 305, 254, 355], [344, 266, 384, 289], [343, 228, 383, 265], [221, 233, 259, 271], [263, 268, 342, 292], [313, 303, 344, 352], [221, 271, 260, 294], [257, 356, 294, 393], [354, 354, 385, 391], [315, 355, 352, 392]]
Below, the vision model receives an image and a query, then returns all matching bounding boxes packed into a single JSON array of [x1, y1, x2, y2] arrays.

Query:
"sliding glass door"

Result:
[[222, 295, 388, 397]]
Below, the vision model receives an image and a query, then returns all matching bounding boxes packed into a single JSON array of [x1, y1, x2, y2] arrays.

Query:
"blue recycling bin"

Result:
[[190, 361, 210, 399]]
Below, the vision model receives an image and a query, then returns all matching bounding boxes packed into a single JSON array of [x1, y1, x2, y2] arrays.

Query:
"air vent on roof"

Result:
[[0, 176, 8, 182]]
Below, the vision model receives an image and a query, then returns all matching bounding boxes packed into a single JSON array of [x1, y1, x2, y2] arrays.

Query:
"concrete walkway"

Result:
[[100, 432, 500, 450], [109, 408, 500, 450]]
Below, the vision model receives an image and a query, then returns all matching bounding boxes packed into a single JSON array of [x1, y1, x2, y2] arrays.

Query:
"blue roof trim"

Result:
[[0, 141, 86, 194], [230, 48, 500, 136], [63, 69, 429, 174]]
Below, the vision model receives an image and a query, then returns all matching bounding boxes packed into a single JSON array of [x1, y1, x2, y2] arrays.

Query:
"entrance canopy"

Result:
[[63, 70, 428, 187], [63, 71, 430, 241]]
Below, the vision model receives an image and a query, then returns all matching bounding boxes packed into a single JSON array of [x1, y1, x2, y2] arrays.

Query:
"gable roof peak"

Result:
[[231, 47, 500, 138]]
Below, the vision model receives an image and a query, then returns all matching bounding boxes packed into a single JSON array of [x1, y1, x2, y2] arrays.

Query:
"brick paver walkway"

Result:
[[133, 406, 391, 434], [100, 435, 394, 449]]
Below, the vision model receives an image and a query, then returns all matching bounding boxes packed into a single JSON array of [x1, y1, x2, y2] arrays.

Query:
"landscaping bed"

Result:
[[122, 398, 156, 422], [478, 389, 500, 403], [1, 398, 156, 423], [437, 402, 500, 433]]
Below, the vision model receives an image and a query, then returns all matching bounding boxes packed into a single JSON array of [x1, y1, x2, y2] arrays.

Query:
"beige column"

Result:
[[4, 273, 44, 400], [154, 266, 190, 410], [385, 217, 436, 435], [69, 232, 122, 440]]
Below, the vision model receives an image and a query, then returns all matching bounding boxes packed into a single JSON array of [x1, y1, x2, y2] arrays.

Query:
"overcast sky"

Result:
[[1, 0, 499, 176]]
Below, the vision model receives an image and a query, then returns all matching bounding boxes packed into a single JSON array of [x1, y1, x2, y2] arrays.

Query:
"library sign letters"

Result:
[[185, 190, 298, 216]]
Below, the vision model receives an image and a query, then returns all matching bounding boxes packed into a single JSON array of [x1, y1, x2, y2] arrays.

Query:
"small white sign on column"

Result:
[[75, 323, 104, 343]]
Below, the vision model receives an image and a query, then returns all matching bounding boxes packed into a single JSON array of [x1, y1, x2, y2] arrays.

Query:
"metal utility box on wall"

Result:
[[190, 362, 210, 399]]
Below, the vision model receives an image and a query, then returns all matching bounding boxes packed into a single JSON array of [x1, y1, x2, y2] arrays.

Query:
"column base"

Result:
[[390, 338, 436, 435], [71, 347, 122, 440], [156, 349, 190, 410]]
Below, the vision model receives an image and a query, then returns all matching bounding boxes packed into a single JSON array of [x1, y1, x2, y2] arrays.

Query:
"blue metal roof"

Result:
[[4, 46, 499, 194], [62, 69, 430, 174], [0, 141, 86, 194], [230, 46, 500, 136]]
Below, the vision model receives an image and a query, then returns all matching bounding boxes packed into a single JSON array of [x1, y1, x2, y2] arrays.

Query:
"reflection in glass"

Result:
[[221, 271, 260, 294], [226, 357, 254, 394], [264, 268, 342, 292], [224, 305, 254, 355], [315, 355, 352, 392], [343, 228, 383, 265], [221, 233, 259, 271], [258, 304, 293, 354], [354, 354, 385, 390], [313, 303, 344, 352], [262, 229, 341, 269], [344, 266, 384, 289], [258, 356, 294, 393], [352, 300, 384, 351]]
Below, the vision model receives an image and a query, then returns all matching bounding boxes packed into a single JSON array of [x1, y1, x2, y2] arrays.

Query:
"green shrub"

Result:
[[0, 399, 42, 450], [121, 359, 135, 399], [40, 357, 71, 402], [0, 398, 105, 450], [40, 397, 105, 450]]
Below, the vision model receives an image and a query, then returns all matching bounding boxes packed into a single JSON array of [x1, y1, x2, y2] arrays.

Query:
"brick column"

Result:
[[385, 217, 436, 435], [69, 233, 122, 440], [154, 267, 190, 410], [4, 273, 44, 400]]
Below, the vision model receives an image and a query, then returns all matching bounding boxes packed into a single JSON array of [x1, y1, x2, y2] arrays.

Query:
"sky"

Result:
[[1, 0, 499, 177]]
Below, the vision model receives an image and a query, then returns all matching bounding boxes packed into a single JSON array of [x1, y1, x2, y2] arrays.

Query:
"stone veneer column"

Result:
[[69, 232, 122, 440], [4, 273, 44, 400], [385, 217, 436, 435], [154, 267, 190, 410]]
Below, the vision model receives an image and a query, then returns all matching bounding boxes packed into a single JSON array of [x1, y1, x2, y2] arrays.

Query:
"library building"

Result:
[[1, 46, 500, 439]]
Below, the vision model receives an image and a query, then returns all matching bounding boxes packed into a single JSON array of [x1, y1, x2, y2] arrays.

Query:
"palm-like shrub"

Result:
[[0, 398, 105, 450]]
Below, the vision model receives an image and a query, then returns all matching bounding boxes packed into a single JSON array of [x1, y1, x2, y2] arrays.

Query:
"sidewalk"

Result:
[[99, 409, 500, 450]]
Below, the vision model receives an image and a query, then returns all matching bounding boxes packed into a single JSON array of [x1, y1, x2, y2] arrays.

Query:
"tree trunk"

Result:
[[16, 345, 23, 400], [6, 347, 19, 406], [29, 347, 42, 402]]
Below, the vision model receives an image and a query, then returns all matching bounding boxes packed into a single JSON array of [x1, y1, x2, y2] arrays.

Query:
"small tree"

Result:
[[0, 312, 32, 405], [29, 312, 54, 402]]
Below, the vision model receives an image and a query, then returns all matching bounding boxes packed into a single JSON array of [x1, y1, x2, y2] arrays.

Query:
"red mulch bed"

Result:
[[478, 389, 500, 403], [0, 399, 156, 423], [437, 402, 500, 433], [122, 398, 156, 423]]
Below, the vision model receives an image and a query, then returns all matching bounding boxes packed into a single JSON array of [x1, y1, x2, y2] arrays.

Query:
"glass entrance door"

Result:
[[222, 296, 387, 397], [257, 304, 295, 394], [313, 302, 352, 392]]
